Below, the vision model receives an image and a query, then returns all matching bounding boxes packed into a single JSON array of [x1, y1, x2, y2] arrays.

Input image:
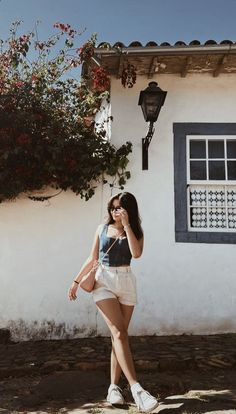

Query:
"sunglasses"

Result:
[[110, 206, 121, 212]]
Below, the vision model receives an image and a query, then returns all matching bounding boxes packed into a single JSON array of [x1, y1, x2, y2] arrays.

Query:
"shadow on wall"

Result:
[[3, 319, 97, 341]]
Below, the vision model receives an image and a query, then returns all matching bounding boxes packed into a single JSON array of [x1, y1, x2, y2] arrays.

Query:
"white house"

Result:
[[1, 39, 236, 341]]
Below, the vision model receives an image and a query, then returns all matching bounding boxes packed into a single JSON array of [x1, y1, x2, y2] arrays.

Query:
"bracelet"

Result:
[[124, 223, 131, 231], [73, 280, 79, 285]]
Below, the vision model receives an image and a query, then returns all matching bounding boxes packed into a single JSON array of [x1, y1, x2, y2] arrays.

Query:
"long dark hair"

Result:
[[107, 192, 143, 240]]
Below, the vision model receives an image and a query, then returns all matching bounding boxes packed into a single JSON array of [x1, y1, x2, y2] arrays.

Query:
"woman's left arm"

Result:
[[120, 208, 144, 258]]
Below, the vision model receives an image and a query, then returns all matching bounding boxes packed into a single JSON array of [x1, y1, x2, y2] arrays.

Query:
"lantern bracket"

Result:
[[142, 121, 155, 170]]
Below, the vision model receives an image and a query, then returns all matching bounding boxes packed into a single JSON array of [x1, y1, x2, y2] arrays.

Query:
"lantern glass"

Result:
[[138, 82, 167, 123]]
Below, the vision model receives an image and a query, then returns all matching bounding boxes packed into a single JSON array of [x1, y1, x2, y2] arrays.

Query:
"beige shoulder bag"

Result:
[[79, 230, 124, 293]]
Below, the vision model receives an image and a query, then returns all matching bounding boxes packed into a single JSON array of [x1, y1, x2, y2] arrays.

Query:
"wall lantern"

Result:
[[138, 81, 167, 170]]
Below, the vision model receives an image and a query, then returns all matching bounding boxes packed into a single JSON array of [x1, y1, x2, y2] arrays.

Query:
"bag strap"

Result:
[[100, 230, 124, 262]]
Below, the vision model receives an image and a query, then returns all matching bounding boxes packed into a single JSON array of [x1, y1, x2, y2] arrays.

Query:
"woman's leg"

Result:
[[96, 298, 137, 386], [110, 303, 134, 384]]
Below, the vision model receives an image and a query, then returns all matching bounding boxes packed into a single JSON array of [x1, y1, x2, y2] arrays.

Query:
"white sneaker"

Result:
[[132, 387, 159, 413], [106, 384, 125, 405]]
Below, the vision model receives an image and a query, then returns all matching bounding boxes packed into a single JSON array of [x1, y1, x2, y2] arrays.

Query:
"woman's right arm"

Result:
[[68, 225, 101, 301]]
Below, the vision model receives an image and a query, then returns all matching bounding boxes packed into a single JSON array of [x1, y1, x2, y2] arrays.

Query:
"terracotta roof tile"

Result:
[[129, 41, 143, 47], [220, 40, 234, 45], [204, 40, 218, 45], [112, 42, 125, 48], [97, 39, 236, 48], [189, 40, 201, 45], [174, 41, 187, 46], [145, 41, 158, 47], [159, 42, 171, 47]]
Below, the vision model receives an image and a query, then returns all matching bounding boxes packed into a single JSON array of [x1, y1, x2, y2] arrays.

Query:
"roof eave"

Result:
[[94, 44, 236, 57]]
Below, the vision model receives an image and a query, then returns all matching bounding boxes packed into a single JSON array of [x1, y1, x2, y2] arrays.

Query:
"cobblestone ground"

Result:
[[0, 334, 236, 413]]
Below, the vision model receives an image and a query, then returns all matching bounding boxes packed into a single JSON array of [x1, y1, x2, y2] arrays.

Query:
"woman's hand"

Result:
[[120, 207, 130, 228], [68, 281, 79, 301]]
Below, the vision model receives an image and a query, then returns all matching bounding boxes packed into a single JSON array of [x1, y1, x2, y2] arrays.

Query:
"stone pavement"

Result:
[[0, 333, 236, 413]]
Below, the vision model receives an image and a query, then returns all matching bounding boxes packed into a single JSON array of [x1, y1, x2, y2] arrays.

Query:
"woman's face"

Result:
[[110, 198, 122, 223]]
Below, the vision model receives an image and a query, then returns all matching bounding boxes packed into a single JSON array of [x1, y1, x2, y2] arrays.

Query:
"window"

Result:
[[174, 123, 236, 243], [188, 136, 236, 232]]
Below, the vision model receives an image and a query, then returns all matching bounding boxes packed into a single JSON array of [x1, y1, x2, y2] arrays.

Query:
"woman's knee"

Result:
[[111, 326, 128, 341]]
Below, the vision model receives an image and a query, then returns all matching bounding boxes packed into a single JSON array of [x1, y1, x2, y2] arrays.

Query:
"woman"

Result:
[[68, 192, 159, 413]]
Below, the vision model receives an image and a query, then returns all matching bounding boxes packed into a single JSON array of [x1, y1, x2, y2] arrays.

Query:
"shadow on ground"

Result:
[[0, 369, 236, 413]]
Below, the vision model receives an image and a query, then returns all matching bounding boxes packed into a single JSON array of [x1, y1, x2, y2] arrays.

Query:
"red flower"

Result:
[[0, 127, 15, 147], [19, 35, 29, 44], [91, 67, 110, 92], [14, 81, 24, 88], [33, 113, 44, 121], [83, 116, 94, 127], [17, 133, 31, 145], [15, 166, 29, 176], [68, 159, 77, 170], [53, 22, 76, 37], [77, 42, 94, 62]]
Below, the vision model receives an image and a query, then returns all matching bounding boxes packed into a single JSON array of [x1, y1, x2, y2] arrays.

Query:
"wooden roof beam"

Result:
[[181, 56, 192, 77], [117, 54, 124, 79], [213, 54, 228, 77], [91, 56, 103, 67], [148, 57, 158, 78]]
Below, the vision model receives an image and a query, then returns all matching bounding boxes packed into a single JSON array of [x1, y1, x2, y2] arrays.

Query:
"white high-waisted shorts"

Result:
[[92, 265, 137, 306]]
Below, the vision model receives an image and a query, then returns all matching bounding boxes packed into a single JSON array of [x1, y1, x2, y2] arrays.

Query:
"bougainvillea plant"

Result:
[[121, 63, 137, 88], [0, 21, 132, 202]]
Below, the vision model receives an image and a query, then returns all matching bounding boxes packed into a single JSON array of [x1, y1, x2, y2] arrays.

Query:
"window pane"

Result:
[[189, 187, 207, 206], [208, 140, 224, 158], [190, 161, 206, 180], [208, 189, 225, 207], [227, 207, 236, 228], [227, 140, 236, 159], [208, 161, 225, 180], [227, 188, 236, 206], [227, 161, 236, 180], [190, 140, 206, 158], [209, 208, 226, 228], [190, 207, 207, 228]]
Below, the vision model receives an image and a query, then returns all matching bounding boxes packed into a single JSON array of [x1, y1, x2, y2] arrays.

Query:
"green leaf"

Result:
[[118, 176, 125, 186]]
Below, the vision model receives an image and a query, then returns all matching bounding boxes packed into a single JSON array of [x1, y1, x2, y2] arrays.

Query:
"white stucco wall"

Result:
[[1, 73, 236, 340], [0, 188, 105, 340]]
